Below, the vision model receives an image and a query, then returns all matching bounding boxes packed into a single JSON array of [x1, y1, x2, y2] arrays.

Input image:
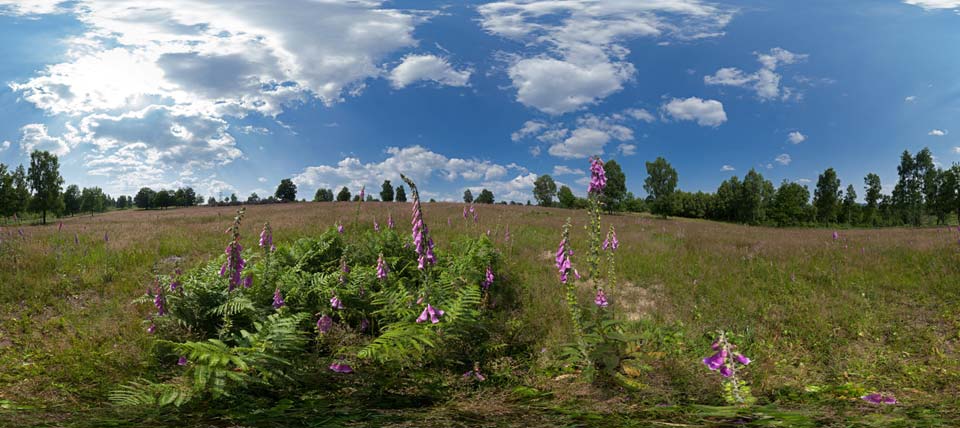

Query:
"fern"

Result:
[[208, 295, 255, 317], [109, 379, 193, 408], [357, 323, 437, 365]]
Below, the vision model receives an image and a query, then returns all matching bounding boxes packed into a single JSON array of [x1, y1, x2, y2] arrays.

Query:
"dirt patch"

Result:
[[613, 281, 658, 321]]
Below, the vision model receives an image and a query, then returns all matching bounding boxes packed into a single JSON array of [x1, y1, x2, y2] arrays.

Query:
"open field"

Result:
[[2, 202, 960, 427]]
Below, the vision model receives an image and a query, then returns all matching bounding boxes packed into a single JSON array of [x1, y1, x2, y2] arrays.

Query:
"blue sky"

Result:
[[0, 0, 958, 202]]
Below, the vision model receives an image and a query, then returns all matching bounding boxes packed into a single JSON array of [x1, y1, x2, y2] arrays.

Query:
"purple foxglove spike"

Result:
[[273, 288, 285, 309], [832, 231, 839, 240], [177, 356, 188, 366], [735, 353, 751, 365], [374, 220, 380, 232], [594, 289, 609, 307], [317, 315, 333, 333], [416, 306, 430, 323], [330, 296, 344, 310], [243, 275, 253, 288], [481, 266, 494, 289], [329, 362, 353, 373], [588, 157, 607, 194], [462, 206, 468, 218], [376, 255, 388, 279], [602, 238, 609, 250], [74, 233, 79, 245], [711, 341, 720, 351], [861, 393, 897, 405], [154, 294, 165, 316], [147, 323, 156, 334]]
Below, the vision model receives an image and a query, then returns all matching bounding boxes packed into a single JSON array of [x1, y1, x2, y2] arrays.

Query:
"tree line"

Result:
[[530, 148, 960, 227]]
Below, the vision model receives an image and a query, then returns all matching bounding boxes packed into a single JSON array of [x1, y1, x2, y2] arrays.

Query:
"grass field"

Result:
[[2, 202, 959, 427]]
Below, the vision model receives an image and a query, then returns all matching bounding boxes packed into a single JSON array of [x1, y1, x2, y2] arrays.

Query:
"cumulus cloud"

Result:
[[388, 54, 471, 89], [18, 124, 71, 155], [705, 47, 807, 101], [548, 128, 610, 159], [0, 140, 10, 151], [511, 120, 547, 142], [293, 145, 517, 198], [929, 129, 947, 136], [903, 0, 960, 9], [624, 108, 656, 123], [788, 131, 806, 144], [905, 95, 917, 102], [721, 164, 735, 171], [618, 143, 637, 156], [661, 97, 727, 127], [6, 1, 450, 190], [775, 153, 792, 165], [553, 165, 585, 176], [478, 0, 733, 114]]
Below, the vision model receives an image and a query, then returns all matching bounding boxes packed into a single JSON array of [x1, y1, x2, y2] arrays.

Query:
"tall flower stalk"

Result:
[[702, 331, 754, 404], [586, 156, 606, 280], [220, 208, 247, 291], [401, 174, 435, 271]]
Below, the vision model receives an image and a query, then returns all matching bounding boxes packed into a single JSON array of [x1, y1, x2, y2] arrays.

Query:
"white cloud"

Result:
[[905, 95, 917, 103], [661, 97, 727, 127], [293, 145, 517, 197], [478, 0, 733, 114], [618, 143, 637, 156], [904, 0, 960, 9], [721, 164, 735, 171], [388, 54, 471, 89], [0, 140, 10, 151], [953, 147, 960, 154], [511, 120, 547, 142], [548, 128, 610, 159], [705, 47, 807, 101], [238, 125, 270, 135], [787, 131, 806, 144], [624, 108, 656, 123], [19, 124, 71, 156], [775, 153, 792, 165], [796, 178, 811, 184], [529, 145, 542, 156], [553, 165, 585, 176], [258, 177, 267, 183], [929, 129, 947, 136], [0, 0, 66, 15], [470, 172, 539, 202]]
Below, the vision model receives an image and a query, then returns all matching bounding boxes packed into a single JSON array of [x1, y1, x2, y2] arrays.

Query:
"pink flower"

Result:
[[317, 315, 333, 333], [588, 157, 607, 194], [330, 296, 344, 310], [702, 350, 727, 371], [376, 254, 388, 280], [329, 362, 353, 373], [272, 288, 285, 309], [594, 289, 609, 307], [481, 266, 495, 289], [416, 304, 444, 324], [861, 393, 897, 405]]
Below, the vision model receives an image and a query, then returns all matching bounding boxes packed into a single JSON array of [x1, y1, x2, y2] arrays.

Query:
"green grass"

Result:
[[1, 202, 959, 426]]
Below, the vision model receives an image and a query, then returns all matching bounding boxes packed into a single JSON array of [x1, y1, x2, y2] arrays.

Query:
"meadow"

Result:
[[1, 200, 959, 427]]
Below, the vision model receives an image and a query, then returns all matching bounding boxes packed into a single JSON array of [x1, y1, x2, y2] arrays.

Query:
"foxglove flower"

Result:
[[154, 293, 166, 316], [104, 232, 109, 242], [317, 315, 333, 333], [388, 213, 395, 229], [273, 288, 285, 309], [221, 240, 246, 291], [259, 223, 272, 249], [504, 225, 510, 243], [416, 304, 444, 324], [702, 350, 727, 371], [374, 220, 380, 232], [337, 221, 344, 234], [594, 289, 609, 308], [147, 323, 156, 334], [832, 231, 839, 240], [243, 275, 253, 288], [74, 233, 79, 245], [462, 206, 468, 218], [735, 353, 751, 365], [376, 254, 388, 280], [719, 365, 733, 377], [861, 393, 897, 405], [360, 318, 369, 332], [58, 222, 63, 232], [555, 237, 573, 283], [481, 266, 495, 289], [329, 362, 353, 373], [588, 157, 607, 194], [407, 179, 436, 270], [463, 370, 486, 381], [359, 186, 365, 201], [330, 295, 344, 310], [177, 356, 188, 366]]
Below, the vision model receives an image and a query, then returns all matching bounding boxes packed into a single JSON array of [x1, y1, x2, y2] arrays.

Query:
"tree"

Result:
[[27, 151, 64, 224], [463, 189, 474, 203], [380, 180, 394, 202], [933, 167, 958, 225], [557, 185, 576, 208], [80, 187, 107, 213], [314, 188, 334, 202], [840, 184, 858, 224], [737, 169, 770, 224], [395, 185, 407, 202], [863, 173, 882, 225], [275, 179, 297, 202], [0, 164, 12, 218], [336, 186, 351, 202], [206, 196, 217, 206], [10, 165, 30, 217], [476, 188, 494, 204], [644, 157, 678, 218], [247, 193, 261, 204], [135, 187, 156, 209], [769, 181, 811, 226], [63, 184, 81, 216], [532, 174, 557, 206], [601, 159, 627, 211], [916, 148, 937, 221], [154, 190, 175, 209], [813, 168, 841, 223]]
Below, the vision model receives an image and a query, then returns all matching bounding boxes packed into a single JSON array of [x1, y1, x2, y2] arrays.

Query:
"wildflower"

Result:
[[18, 228, 23, 238], [374, 219, 380, 232], [360, 318, 369, 331], [504, 225, 510, 243], [74, 233, 79, 245], [481, 266, 494, 289], [448, 217, 451, 227], [330, 295, 344, 310], [832, 231, 839, 240], [603, 227, 619, 251], [154, 293, 166, 316], [337, 221, 344, 234], [376, 254, 388, 280], [594, 289, 609, 308], [719, 365, 733, 377], [221, 217, 246, 292], [388, 213, 395, 229], [317, 315, 333, 333], [473, 212, 478, 223], [555, 237, 573, 283], [406, 176, 436, 270], [486, 229, 491, 236], [147, 323, 156, 334], [177, 356, 188, 366], [462, 206, 468, 218], [463, 370, 486, 381], [359, 186, 365, 201], [588, 156, 607, 194], [734, 353, 751, 365], [861, 393, 897, 405], [58, 221, 63, 232], [329, 362, 353, 373], [416, 304, 444, 324], [104, 232, 109, 242], [259, 223, 273, 249], [702, 350, 727, 371], [273, 288, 285, 309], [243, 275, 253, 288]]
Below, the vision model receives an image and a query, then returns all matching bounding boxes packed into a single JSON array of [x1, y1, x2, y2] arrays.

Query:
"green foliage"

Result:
[[533, 174, 557, 207], [27, 150, 64, 224], [275, 178, 298, 202], [644, 157, 678, 218], [109, 379, 193, 408]]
